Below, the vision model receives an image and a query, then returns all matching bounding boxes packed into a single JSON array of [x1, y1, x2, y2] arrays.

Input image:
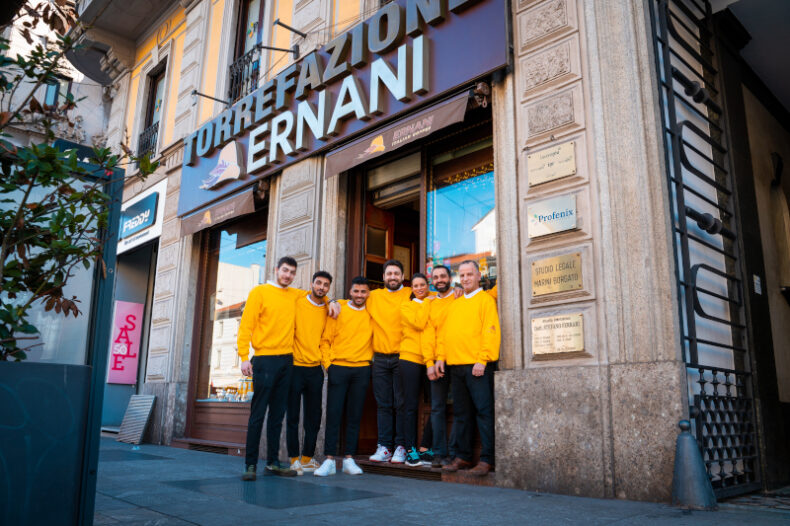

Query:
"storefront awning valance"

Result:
[[180, 189, 255, 237], [324, 92, 469, 178]]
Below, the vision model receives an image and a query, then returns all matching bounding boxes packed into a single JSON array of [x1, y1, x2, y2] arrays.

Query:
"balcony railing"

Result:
[[228, 45, 262, 103], [137, 121, 159, 158]]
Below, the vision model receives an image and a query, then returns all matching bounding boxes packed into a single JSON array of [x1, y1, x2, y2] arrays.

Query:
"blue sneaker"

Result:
[[405, 447, 422, 467], [418, 449, 434, 466]]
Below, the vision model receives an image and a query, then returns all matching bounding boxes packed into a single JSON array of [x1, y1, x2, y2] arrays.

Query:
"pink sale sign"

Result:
[[107, 300, 145, 384]]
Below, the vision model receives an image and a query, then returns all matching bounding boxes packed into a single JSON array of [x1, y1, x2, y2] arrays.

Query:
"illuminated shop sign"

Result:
[[178, 0, 508, 217]]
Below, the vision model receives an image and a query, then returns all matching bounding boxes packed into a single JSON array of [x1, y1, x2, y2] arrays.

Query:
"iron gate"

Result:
[[649, 0, 762, 498]]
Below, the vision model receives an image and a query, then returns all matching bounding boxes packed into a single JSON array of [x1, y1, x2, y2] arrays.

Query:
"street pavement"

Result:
[[94, 437, 789, 525]]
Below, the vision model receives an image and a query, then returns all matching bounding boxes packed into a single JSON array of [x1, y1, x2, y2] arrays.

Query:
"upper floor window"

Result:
[[44, 77, 71, 107], [229, 0, 265, 102], [138, 65, 166, 157]]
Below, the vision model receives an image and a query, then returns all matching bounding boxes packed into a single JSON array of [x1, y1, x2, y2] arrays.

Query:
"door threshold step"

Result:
[[354, 457, 496, 486]]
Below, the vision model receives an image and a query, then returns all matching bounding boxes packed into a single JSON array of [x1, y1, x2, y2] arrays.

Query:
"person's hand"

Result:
[[427, 366, 438, 381], [435, 360, 445, 377], [453, 286, 463, 298], [241, 360, 252, 376], [328, 301, 340, 319], [472, 362, 485, 377]]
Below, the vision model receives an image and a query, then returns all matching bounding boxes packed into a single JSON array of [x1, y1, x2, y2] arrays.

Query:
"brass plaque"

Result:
[[531, 313, 584, 356], [531, 252, 582, 296], [527, 141, 576, 186]]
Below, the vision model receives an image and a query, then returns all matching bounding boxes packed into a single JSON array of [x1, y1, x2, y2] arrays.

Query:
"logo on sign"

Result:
[[200, 141, 244, 190], [356, 135, 386, 160], [120, 192, 159, 240], [527, 194, 577, 238]]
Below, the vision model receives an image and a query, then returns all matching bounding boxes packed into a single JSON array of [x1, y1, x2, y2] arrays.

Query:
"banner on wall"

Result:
[[107, 300, 145, 385]]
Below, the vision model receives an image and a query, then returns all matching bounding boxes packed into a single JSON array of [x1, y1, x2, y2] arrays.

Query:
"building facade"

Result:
[[69, 0, 790, 502]]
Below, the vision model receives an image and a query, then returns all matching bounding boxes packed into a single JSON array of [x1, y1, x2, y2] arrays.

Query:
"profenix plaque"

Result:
[[528, 141, 576, 186], [531, 313, 584, 357], [527, 194, 577, 238], [532, 252, 582, 296]]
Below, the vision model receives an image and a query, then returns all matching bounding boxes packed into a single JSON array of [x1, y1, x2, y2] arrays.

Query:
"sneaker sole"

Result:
[[267, 469, 297, 477], [390, 460, 405, 464], [302, 468, 316, 473], [343, 470, 363, 475], [368, 458, 392, 462]]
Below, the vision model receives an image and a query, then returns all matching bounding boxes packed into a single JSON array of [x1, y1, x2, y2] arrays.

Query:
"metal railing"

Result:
[[137, 121, 159, 158], [227, 45, 262, 103]]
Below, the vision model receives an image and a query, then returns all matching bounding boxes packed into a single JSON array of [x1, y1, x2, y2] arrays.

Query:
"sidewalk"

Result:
[[94, 438, 789, 525]]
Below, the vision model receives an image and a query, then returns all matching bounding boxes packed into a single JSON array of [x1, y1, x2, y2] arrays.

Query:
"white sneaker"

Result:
[[301, 458, 320, 473], [391, 445, 407, 464], [313, 459, 336, 477], [369, 444, 392, 462], [342, 457, 363, 475], [290, 459, 304, 476]]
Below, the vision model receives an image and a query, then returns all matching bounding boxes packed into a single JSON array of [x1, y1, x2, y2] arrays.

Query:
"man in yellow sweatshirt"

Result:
[[313, 276, 374, 477], [238, 256, 304, 480], [365, 259, 412, 464], [437, 260, 500, 477], [423, 264, 457, 467], [286, 270, 332, 475]]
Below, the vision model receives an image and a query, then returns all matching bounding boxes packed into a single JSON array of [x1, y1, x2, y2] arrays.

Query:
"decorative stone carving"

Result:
[[528, 92, 574, 136], [279, 190, 315, 228], [151, 298, 173, 325], [518, 0, 577, 55], [145, 352, 168, 381], [149, 325, 171, 353], [276, 225, 312, 260], [56, 115, 86, 143], [523, 41, 571, 93]]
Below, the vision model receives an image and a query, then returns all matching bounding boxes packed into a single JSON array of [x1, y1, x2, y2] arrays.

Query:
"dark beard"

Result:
[[385, 281, 401, 291], [434, 283, 450, 293]]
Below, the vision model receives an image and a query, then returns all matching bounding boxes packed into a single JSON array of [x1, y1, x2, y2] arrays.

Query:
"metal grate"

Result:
[[137, 122, 159, 158], [117, 394, 156, 445], [188, 443, 229, 455], [227, 46, 262, 103], [649, 0, 761, 497]]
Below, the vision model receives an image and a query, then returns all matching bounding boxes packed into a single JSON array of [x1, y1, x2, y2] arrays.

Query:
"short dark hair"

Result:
[[383, 259, 403, 273], [277, 256, 298, 269], [431, 264, 451, 277], [411, 272, 427, 284], [312, 270, 333, 283], [458, 259, 479, 271], [350, 276, 369, 287]]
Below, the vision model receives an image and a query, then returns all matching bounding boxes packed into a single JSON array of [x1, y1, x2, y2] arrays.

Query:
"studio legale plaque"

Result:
[[531, 252, 582, 296], [527, 141, 576, 186], [531, 313, 584, 357]]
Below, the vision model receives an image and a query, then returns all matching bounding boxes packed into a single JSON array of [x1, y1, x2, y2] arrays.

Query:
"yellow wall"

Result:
[[163, 28, 186, 146], [333, 0, 361, 36], [267, 0, 295, 80], [199, 0, 226, 124]]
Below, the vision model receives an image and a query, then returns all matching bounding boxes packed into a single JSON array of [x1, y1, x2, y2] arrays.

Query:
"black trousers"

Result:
[[430, 372, 457, 458], [399, 359, 432, 450], [245, 354, 293, 466], [324, 364, 371, 457], [450, 362, 497, 465], [371, 353, 404, 449], [286, 365, 324, 459]]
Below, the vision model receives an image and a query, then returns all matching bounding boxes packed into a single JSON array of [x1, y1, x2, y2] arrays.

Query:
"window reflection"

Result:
[[426, 163, 497, 289], [202, 227, 266, 402]]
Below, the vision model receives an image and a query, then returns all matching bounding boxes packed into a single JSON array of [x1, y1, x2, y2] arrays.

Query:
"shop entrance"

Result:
[[345, 110, 497, 466]]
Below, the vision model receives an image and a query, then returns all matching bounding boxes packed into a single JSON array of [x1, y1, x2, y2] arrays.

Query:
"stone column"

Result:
[[494, 0, 686, 502]]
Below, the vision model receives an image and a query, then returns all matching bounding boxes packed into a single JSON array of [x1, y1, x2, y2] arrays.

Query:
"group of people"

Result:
[[236, 255, 500, 481]]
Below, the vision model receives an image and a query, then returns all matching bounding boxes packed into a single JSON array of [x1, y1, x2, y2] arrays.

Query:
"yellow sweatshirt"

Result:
[[400, 298, 433, 365], [237, 282, 305, 361], [319, 300, 373, 368], [488, 284, 498, 300], [366, 286, 412, 354], [293, 294, 328, 367], [437, 288, 501, 366], [423, 292, 456, 367]]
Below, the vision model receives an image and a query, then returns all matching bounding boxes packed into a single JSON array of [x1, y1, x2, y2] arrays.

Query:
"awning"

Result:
[[180, 189, 255, 237], [324, 91, 469, 178]]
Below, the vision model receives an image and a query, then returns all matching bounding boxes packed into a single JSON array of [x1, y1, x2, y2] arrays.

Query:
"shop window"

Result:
[[196, 208, 268, 402], [44, 76, 71, 107], [427, 138, 497, 289]]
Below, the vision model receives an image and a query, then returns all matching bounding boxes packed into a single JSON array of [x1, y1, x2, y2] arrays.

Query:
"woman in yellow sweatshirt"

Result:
[[399, 273, 436, 467]]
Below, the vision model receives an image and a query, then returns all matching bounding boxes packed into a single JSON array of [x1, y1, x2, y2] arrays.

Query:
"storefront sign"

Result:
[[107, 300, 145, 384], [527, 194, 577, 238], [531, 313, 584, 357], [325, 91, 468, 177], [527, 141, 576, 186], [118, 179, 168, 254], [531, 252, 582, 296], [178, 0, 508, 217], [180, 190, 255, 237]]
